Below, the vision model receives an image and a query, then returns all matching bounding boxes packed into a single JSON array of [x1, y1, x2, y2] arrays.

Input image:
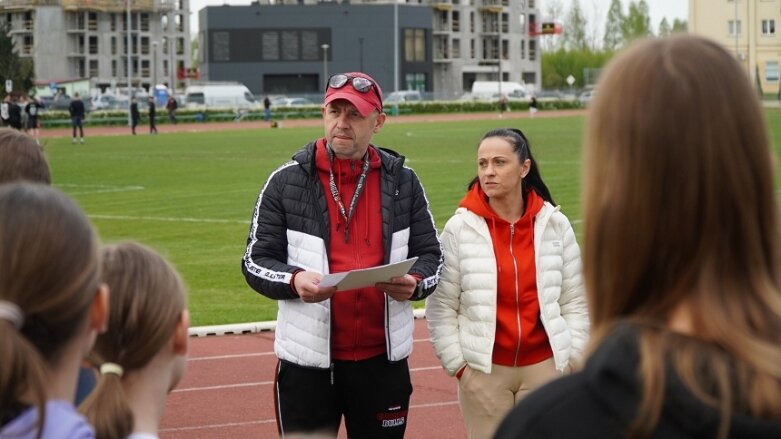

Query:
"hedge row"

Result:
[[37, 99, 584, 128]]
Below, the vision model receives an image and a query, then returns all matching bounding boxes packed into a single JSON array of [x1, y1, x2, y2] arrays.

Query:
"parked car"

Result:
[[385, 90, 423, 104], [91, 94, 128, 111], [276, 97, 315, 107], [578, 89, 596, 105], [184, 83, 259, 109], [40, 94, 72, 111]]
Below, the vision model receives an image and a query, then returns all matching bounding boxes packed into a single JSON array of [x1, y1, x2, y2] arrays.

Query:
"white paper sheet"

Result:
[[319, 257, 419, 291]]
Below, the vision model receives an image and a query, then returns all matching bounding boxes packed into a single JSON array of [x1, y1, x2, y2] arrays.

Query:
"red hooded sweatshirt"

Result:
[[459, 184, 553, 367], [314, 139, 387, 361]]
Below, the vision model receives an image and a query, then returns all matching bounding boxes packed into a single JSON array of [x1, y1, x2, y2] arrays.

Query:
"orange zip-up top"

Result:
[[459, 184, 553, 367], [315, 139, 387, 361]]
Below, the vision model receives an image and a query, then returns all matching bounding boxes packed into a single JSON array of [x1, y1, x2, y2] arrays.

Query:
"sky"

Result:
[[187, 0, 689, 36]]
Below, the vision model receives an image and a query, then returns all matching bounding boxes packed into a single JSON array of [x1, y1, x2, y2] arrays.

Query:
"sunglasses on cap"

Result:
[[327, 74, 383, 107]]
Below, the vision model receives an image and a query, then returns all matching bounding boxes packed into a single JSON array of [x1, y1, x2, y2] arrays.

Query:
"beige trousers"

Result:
[[457, 359, 559, 439]]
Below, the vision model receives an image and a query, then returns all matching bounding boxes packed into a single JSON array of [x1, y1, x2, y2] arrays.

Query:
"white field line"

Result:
[[187, 337, 433, 362], [159, 401, 458, 433], [57, 183, 145, 195], [174, 365, 442, 394], [89, 214, 247, 224]]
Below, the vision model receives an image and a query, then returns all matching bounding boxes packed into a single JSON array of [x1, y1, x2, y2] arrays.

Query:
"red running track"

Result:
[[159, 318, 466, 439]]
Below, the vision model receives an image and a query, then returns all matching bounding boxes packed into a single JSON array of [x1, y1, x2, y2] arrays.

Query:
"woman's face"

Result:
[[477, 136, 529, 201]]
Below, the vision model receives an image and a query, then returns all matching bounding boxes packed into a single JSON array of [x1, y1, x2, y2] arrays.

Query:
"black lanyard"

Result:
[[327, 145, 371, 242]]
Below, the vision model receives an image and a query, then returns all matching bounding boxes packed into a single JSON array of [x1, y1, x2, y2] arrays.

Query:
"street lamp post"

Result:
[[152, 41, 158, 92], [126, 0, 132, 127], [321, 43, 330, 89]]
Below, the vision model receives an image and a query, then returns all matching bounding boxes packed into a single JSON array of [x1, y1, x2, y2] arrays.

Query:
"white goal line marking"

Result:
[[90, 214, 247, 224]]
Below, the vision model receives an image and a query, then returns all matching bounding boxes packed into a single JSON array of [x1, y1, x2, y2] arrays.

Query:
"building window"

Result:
[[88, 12, 97, 31], [529, 39, 536, 61], [404, 28, 426, 62], [521, 39, 525, 59], [452, 11, 460, 32], [140, 14, 150, 32], [453, 38, 460, 58], [470, 38, 475, 59], [22, 35, 33, 55], [111, 59, 117, 77], [89, 36, 98, 54], [111, 37, 116, 55], [729, 20, 742, 36], [766, 61, 779, 82], [281, 31, 299, 61], [262, 31, 279, 60], [175, 14, 184, 32], [762, 19, 776, 36], [404, 73, 426, 91], [89, 59, 98, 78], [470, 12, 475, 32]]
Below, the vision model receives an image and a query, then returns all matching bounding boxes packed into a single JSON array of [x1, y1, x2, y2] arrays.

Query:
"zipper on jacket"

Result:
[[330, 362, 335, 385], [510, 224, 523, 367]]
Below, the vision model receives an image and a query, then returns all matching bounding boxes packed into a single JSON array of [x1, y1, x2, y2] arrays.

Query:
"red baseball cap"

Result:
[[323, 72, 384, 116]]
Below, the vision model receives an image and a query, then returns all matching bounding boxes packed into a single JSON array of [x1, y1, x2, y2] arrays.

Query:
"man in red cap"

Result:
[[242, 72, 443, 438]]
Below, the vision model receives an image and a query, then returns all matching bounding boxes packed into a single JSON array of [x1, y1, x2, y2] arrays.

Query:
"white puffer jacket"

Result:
[[426, 202, 589, 375]]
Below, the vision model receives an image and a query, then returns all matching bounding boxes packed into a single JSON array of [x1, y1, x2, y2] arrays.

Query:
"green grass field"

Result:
[[44, 110, 781, 326]]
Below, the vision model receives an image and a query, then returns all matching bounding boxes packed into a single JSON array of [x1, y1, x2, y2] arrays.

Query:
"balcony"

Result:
[[478, 0, 502, 13], [60, 0, 174, 13]]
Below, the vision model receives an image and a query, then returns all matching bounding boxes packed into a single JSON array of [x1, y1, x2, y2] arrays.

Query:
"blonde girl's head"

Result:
[[79, 241, 189, 439]]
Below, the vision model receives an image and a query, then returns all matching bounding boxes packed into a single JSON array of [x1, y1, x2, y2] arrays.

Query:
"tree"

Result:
[[563, 0, 589, 51], [603, 0, 624, 51], [622, 0, 652, 43], [191, 36, 199, 69], [672, 18, 688, 33], [0, 24, 34, 98], [541, 47, 614, 89], [658, 17, 672, 37]]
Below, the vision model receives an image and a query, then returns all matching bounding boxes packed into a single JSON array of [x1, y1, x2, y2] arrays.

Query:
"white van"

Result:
[[184, 83, 259, 109], [470, 81, 527, 100]]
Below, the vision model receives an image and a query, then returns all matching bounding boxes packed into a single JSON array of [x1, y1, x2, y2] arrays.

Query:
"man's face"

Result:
[[322, 100, 385, 160]]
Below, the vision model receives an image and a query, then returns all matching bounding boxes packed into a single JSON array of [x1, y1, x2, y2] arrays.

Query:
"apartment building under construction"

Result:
[[0, 0, 191, 93]]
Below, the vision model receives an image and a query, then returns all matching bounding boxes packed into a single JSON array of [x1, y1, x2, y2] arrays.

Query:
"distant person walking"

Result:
[[529, 95, 538, 118], [24, 97, 43, 144], [498, 94, 509, 118], [263, 96, 271, 122], [148, 96, 157, 134], [130, 97, 140, 135], [7, 97, 22, 131], [166, 95, 178, 124], [69, 92, 85, 143], [0, 96, 9, 127]]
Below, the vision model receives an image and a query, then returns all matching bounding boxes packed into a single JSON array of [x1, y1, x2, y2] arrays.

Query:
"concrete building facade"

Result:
[[199, 0, 541, 98], [689, 0, 781, 94], [0, 0, 192, 94], [198, 3, 432, 97]]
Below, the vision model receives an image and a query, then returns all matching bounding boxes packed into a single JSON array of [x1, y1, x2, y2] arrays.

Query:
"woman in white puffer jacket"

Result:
[[426, 128, 589, 439]]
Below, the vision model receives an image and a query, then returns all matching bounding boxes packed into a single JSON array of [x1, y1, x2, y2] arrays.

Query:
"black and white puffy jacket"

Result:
[[242, 140, 443, 368]]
